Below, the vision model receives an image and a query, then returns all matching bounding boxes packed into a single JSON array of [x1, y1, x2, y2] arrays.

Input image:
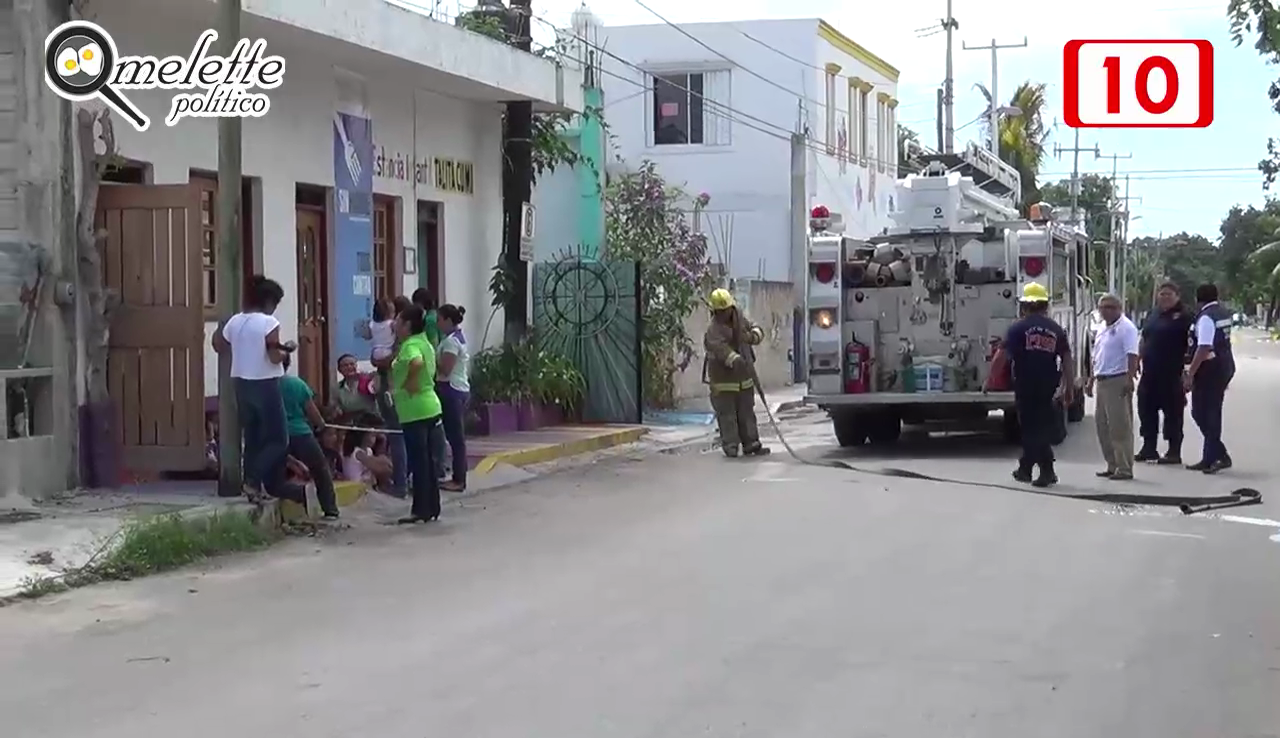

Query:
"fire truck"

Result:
[[804, 144, 1093, 447]]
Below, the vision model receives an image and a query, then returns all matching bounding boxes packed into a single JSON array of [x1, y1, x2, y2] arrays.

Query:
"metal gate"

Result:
[[532, 254, 642, 424]]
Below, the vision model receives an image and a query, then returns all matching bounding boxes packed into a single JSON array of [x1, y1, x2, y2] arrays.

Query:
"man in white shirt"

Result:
[[1084, 293, 1141, 479]]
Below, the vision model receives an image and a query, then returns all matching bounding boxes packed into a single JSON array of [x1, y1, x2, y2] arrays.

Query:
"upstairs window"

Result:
[[652, 73, 704, 145], [858, 88, 870, 161], [649, 70, 732, 147]]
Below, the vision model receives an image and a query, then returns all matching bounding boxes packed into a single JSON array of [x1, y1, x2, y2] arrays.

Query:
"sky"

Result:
[[433, 0, 1276, 242]]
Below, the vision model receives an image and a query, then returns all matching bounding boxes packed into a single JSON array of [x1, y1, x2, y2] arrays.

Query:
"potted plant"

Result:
[[530, 349, 586, 425], [466, 347, 520, 436]]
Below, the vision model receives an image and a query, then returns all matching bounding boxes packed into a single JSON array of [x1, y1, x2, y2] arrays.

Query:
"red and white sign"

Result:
[[1063, 40, 1213, 128]]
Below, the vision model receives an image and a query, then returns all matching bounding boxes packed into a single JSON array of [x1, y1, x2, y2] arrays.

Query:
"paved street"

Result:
[[1, 331, 1279, 737]]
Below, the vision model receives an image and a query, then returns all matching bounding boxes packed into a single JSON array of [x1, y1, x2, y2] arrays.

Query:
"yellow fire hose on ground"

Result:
[[747, 367, 1261, 515]]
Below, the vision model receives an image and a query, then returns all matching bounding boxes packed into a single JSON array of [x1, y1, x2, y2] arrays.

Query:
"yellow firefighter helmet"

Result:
[[708, 288, 735, 311], [1020, 282, 1050, 303]]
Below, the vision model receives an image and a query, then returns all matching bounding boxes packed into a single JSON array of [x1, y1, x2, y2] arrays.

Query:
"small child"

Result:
[[369, 298, 396, 363]]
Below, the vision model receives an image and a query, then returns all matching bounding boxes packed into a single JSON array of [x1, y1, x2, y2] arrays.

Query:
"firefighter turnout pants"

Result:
[[710, 385, 761, 454]]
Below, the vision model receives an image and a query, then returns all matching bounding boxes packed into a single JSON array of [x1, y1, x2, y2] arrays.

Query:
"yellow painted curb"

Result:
[[473, 427, 649, 475], [279, 480, 369, 523]]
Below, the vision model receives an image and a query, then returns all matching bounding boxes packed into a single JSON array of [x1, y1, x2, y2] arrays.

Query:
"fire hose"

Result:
[[748, 369, 1261, 515]]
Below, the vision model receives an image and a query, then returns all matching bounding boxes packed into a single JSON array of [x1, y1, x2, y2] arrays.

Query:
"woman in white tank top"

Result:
[[211, 275, 306, 505]]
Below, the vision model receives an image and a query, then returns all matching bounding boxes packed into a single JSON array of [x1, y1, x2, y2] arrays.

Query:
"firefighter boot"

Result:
[[722, 444, 740, 458], [743, 442, 772, 457], [1011, 458, 1034, 483], [1032, 462, 1059, 488], [1135, 443, 1159, 463]]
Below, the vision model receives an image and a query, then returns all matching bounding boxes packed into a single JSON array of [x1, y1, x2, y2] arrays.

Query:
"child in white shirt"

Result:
[[369, 298, 396, 362]]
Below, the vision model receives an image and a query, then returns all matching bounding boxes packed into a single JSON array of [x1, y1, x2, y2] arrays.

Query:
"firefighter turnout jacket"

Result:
[[703, 309, 765, 393]]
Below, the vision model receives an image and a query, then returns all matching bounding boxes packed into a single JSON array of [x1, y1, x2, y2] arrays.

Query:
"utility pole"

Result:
[[215, 0, 243, 497], [790, 131, 807, 382], [1052, 130, 1100, 228], [935, 87, 944, 151], [942, 0, 958, 153], [962, 36, 1027, 160], [1115, 176, 1142, 310], [1096, 150, 1131, 303], [501, 0, 533, 342]]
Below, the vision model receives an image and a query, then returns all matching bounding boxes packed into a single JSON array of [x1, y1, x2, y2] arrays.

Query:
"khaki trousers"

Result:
[[1095, 375, 1135, 474]]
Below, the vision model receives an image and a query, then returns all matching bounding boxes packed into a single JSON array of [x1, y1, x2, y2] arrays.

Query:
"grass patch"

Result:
[[10, 510, 277, 602]]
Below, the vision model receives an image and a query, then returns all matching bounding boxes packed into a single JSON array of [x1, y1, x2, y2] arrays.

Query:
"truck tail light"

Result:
[[1021, 257, 1045, 278], [813, 263, 836, 283], [811, 309, 834, 328]]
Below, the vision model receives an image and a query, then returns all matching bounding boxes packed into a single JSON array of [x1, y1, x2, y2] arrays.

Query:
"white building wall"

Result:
[[807, 26, 899, 240], [99, 9, 505, 395], [600, 19, 899, 283], [600, 20, 810, 283]]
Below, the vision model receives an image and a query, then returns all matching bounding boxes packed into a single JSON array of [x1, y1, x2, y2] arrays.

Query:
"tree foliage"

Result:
[[1228, 0, 1280, 187], [974, 80, 1052, 210], [603, 162, 713, 407]]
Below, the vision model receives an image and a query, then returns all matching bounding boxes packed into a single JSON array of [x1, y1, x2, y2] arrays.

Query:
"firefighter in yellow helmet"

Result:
[[703, 288, 770, 458], [993, 281, 1075, 487]]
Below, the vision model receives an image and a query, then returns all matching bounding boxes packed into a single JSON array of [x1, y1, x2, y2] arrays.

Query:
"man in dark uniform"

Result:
[[1001, 282, 1075, 487], [1136, 282, 1192, 464], [1184, 283, 1236, 473]]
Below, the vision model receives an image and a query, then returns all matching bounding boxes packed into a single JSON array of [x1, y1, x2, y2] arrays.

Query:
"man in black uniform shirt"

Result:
[[1001, 283, 1075, 487], [1184, 283, 1236, 473], [1136, 282, 1192, 464]]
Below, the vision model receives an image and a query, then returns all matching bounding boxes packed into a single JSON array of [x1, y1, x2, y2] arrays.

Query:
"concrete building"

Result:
[[1, 0, 583, 497], [599, 18, 900, 283]]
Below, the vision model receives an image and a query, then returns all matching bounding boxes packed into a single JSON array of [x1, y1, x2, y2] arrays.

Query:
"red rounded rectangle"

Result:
[[1063, 39, 1213, 128]]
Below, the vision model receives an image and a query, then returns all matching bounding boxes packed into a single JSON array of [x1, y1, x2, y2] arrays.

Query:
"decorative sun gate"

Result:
[[532, 253, 643, 424]]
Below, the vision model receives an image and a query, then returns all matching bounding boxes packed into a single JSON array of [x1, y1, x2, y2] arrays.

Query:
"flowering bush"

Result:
[[605, 161, 713, 406]]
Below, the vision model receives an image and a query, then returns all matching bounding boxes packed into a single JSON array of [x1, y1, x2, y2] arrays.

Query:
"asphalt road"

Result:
[[2, 331, 1279, 737]]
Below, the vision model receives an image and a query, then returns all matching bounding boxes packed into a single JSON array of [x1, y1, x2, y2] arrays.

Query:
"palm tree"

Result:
[[973, 80, 1053, 211]]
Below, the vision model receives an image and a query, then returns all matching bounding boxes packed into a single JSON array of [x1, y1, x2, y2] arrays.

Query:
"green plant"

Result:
[[604, 162, 714, 407], [455, 11, 506, 41], [11, 510, 274, 603], [528, 348, 586, 411]]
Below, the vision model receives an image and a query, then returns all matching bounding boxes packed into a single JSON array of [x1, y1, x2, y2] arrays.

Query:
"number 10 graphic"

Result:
[[1064, 40, 1214, 128]]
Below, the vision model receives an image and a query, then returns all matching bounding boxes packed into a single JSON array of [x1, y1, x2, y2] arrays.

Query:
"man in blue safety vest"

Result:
[[1184, 283, 1236, 474]]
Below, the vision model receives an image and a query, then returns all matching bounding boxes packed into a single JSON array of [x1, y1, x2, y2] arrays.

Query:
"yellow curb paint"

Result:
[[279, 480, 369, 523], [472, 427, 649, 476]]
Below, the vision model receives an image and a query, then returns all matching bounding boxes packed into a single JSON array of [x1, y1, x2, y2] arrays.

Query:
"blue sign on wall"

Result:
[[332, 111, 374, 362]]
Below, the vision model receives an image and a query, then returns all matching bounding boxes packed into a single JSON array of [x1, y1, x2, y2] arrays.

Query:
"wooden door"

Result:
[[296, 207, 328, 401], [97, 184, 206, 471]]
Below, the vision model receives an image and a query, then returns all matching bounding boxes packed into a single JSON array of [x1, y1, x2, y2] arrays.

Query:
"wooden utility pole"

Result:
[[501, 0, 533, 342], [962, 36, 1027, 161], [215, 0, 244, 496], [941, 0, 957, 153]]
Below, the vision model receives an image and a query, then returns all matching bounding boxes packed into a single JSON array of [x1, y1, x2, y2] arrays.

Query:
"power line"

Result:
[[1039, 166, 1259, 176], [534, 15, 901, 167]]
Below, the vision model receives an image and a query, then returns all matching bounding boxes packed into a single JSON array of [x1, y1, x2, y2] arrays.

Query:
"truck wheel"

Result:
[[832, 413, 868, 447], [867, 412, 902, 445], [1001, 409, 1021, 444], [1067, 384, 1086, 423]]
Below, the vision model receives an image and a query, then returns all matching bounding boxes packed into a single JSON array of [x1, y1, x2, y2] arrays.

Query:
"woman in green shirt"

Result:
[[392, 304, 444, 523], [280, 354, 340, 520]]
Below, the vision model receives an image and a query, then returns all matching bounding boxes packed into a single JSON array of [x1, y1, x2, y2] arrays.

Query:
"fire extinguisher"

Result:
[[986, 337, 1011, 391], [845, 339, 871, 394]]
